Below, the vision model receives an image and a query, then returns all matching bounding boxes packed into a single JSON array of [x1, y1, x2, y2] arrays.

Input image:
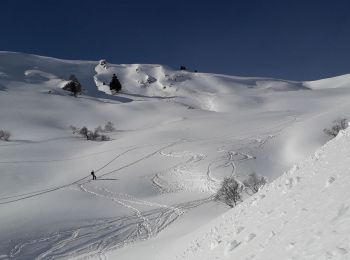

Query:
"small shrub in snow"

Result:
[[243, 172, 267, 194], [87, 130, 100, 141], [78, 126, 89, 139], [104, 121, 115, 132], [70, 125, 112, 141], [0, 129, 11, 141], [323, 118, 348, 138], [180, 65, 187, 71], [215, 177, 243, 207], [63, 74, 82, 97], [69, 125, 78, 134]]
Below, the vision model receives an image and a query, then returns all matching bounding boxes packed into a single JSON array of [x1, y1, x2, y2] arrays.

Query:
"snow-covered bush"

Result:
[[69, 125, 78, 134], [243, 172, 267, 194], [93, 122, 115, 133], [79, 126, 89, 139], [87, 129, 100, 141], [104, 121, 115, 132], [70, 125, 112, 141], [215, 177, 243, 207], [0, 129, 11, 141], [324, 118, 348, 138]]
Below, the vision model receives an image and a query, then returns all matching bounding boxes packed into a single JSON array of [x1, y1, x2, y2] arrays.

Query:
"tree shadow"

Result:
[[124, 92, 177, 100], [79, 91, 133, 104], [96, 178, 118, 181]]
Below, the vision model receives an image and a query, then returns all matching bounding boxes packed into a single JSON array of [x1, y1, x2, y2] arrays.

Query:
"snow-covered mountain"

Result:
[[0, 51, 350, 259]]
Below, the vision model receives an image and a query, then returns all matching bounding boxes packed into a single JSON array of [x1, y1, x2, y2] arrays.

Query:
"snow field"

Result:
[[1, 51, 350, 259]]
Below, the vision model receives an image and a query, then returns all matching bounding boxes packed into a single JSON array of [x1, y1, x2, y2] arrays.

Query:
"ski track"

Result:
[[152, 115, 296, 194], [152, 150, 208, 193], [154, 141, 260, 194], [0, 141, 183, 259], [0, 115, 295, 203], [4, 141, 187, 259], [0, 140, 180, 204], [2, 117, 297, 259], [5, 185, 210, 260]]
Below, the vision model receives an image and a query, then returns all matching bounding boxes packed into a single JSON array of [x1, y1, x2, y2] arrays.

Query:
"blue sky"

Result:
[[0, 0, 349, 80]]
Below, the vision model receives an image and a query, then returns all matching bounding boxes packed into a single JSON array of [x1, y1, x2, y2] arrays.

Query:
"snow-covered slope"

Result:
[[93, 59, 311, 113], [0, 51, 350, 259], [159, 127, 350, 260], [305, 73, 350, 90]]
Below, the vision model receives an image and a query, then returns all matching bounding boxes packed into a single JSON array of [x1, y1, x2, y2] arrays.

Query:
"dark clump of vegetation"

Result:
[[0, 129, 11, 141], [216, 172, 268, 208], [63, 74, 82, 97], [109, 74, 122, 93], [324, 118, 348, 138], [215, 177, 243, 207], [243, 172, 267, 194], [70, 122, 115, 141], [104, 121, 116, 132]]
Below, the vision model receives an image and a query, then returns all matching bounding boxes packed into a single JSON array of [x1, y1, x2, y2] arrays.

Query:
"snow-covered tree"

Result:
[[104, 121, 115, 132], [243, 172, 267, 194], [63, 74, 82, 97], [324, 118, 348, 138], [0, 129, 11, 141], [215, 177, 243, 207], [79, 126, 89, 139]]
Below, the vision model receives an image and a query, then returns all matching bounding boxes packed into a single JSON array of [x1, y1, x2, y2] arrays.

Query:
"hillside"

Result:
[[157, 127, 350, 260], [0, 51, 350, 259]]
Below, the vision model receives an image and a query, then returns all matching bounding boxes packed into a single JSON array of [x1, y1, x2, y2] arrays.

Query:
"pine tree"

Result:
[[109, 74, 122, 93], [63, 74, 82, 97]]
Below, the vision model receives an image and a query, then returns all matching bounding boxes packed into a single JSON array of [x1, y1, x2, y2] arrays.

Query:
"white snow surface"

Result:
[[159, 128, 350, 260], [0, 51, 350, 259]]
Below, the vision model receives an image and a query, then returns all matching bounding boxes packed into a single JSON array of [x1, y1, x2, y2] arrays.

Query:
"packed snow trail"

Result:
[[0, 114, 296, 204], [4, 139, 216, 259], [0, 113, 299, 259], [0, 141, 180, 205], [79, 184, 153, 240], [6, 186, 211, 260]]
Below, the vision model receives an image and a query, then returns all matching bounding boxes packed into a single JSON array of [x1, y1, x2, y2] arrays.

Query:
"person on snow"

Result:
[[91, 170, 97, 180]]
